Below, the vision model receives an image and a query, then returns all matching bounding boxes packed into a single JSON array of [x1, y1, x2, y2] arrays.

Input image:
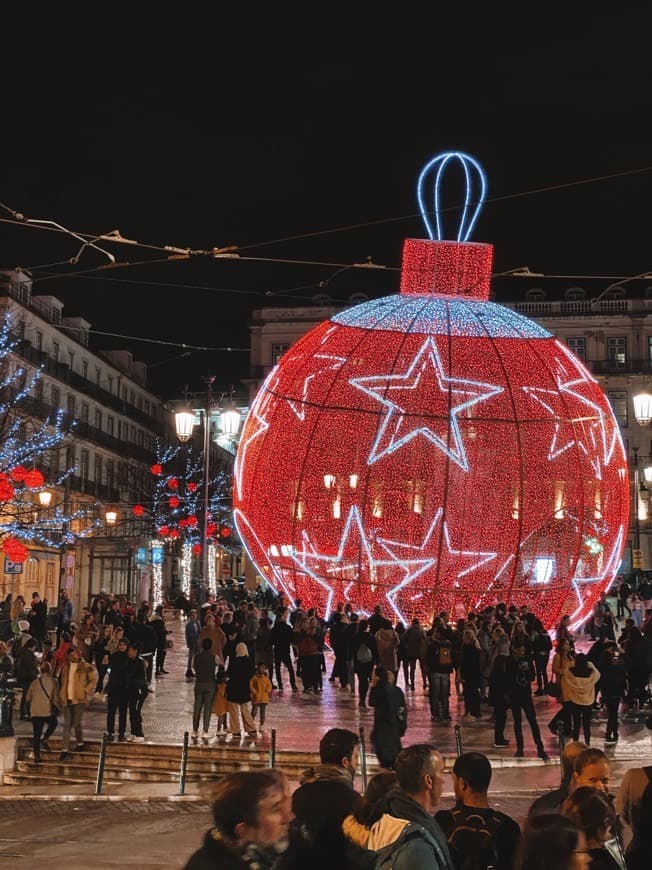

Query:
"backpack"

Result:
[[440, 807, 504, 870], [356, 640, 373, 664], [438, 644, 452, 667]]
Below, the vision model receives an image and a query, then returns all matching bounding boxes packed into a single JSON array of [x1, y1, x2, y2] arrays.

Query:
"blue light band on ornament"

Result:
[[332, 295, 552, 339]]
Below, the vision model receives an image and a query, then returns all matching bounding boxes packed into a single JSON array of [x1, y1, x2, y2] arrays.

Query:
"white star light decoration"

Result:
[[523, 341, 621, 472], [285, 353, 347, 421], [234, 367, 279, 500], [569, 525, 624, 629], [378, 508, 497, 623], [349, 336, 503, 470], [289, 505, 433, 620]]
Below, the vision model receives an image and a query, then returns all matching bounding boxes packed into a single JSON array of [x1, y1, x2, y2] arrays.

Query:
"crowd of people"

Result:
[[183, 727, 652, 869]]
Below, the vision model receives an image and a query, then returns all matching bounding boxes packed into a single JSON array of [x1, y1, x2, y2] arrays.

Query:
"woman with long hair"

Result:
[[548, 636, 575, 737], [10, 595, 26, 634], [516, 813, 591, 870], [563, 786, 622, 869]]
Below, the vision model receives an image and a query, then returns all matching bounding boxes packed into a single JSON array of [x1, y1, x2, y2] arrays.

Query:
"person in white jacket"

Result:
[[564, 653, 600, 745]]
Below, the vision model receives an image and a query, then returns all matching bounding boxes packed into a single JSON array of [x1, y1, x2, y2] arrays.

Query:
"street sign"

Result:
[[633, 548, 644, 569], [4, 557, 23, 574]]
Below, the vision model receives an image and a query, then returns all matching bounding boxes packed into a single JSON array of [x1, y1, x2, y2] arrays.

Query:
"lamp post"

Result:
[[174, 377, 242, 605], [631, 446, 649, 586]]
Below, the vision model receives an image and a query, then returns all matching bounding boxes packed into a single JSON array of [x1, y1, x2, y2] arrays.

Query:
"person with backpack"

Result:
[[373, 743, 454, 869], [435, 751, 521, 870], [426, 627, 454, 723], [350, 619, 377, 708]]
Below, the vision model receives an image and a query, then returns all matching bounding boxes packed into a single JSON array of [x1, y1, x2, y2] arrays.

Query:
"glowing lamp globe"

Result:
[[234, 153, 629, 629]]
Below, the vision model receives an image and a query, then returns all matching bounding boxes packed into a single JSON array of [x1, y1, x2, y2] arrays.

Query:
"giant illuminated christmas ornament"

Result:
[[234, 152, 629, 629]]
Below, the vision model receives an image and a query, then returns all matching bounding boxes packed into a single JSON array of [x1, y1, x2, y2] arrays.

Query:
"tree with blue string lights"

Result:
[[0, 315, 95, 562]]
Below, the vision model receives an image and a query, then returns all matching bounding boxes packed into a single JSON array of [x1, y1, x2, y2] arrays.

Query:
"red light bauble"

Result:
[[9, 465, 27, 482], [24, 469, 45, 489], [168, 477, 179, 490], [187, 515, 198, 528], [168, 496, 180, 509], [132, 504, 145, 517], [2, 537, 29, 563], [192, 543, 201, 555], [150, 464, 163, 476], [219, 526, 231, 539], [0, 479, 15, 502], [234, 168, 629, 630], [187, 482, 198, 493], [157, 525, 170, 537]]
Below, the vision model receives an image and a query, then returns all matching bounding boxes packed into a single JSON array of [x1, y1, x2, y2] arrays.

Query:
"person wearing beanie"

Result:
[[225, 642, 256, 741]]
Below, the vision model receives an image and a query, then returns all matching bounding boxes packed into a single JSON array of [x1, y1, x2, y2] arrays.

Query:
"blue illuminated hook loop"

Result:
[[417, 151, 487, 242]]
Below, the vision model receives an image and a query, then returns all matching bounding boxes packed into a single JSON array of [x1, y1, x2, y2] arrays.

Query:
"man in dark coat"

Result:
[[270, 608, 298, 692], [27, 593, 47, 643], [281, 728, 360, 868], [505, 642, 549, 760], [130, 613, 157, 688], [105, 636, 129, 741]]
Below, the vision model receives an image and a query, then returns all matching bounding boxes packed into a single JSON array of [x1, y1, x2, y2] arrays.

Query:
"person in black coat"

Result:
[[106, 637, 129, 740], [125, 643, 148, 740], [27, 593, 47, 644], [505, 642, 549, 760], [130, 614, 157, 686], [369, 667, 406, 770], [225, 642, 256, 738], [270, 609, 298, 692], [598, 645, 628, 744], [350, 620, 377, 708]]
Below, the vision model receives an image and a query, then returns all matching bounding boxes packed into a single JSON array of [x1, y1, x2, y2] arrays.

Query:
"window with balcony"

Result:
[[35, 330, 42, 351], [67, 395, 76, 418], [82, 360, 88, 379], [608, 390, 628, 428], [567, 337, 586, 362], [80, 449, 89, 483], [95, 409, 102, 431], [106, 460, 115, 490], [81, 402, 89, 423], [607, 337, 627, 368], [95, 454, 103, 485], [107, 416, 114, 436], [52, 341, 59, 362]]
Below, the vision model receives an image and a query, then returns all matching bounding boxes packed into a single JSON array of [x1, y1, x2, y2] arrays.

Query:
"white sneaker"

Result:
[[224, 733, 235, 743], [131, 736, 145, 743], [202, 731, 210, 743], [191, 731, 198, 740]]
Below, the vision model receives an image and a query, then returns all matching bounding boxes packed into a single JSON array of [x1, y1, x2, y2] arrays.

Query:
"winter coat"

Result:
[[59, 659, 97, 704], [193, 650, 217, 685], [212, 681, 228, 716], [149, 614, 168, 650], [26, 673, 61, 717], [15, 647, 39, 683], [459, 642, 482, 682], [564, 662, 600, 706], [125, 655, 148, 692], [403, 625, 426, 659], [250, 673, 273, 704], [270, 620, 294, 655], [369, 681, 406, 769], [598, 656, 628, 699], [375, 628, 399, 672], [106, 651, 129, 693], [199, 624, 226, 661], [551, 651, 575, 702], [226, 655, 254, 703], [185, 619, 201, 649], [184, 829, 278, 870], [374, 789, 455, 870], [254, 626, 274, 666]]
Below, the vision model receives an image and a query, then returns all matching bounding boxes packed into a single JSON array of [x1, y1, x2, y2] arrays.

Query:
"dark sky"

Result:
[[3, 4, 652, 398]]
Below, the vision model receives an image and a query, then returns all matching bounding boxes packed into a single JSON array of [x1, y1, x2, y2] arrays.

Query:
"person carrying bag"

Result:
[[25, 661, 61, 762]]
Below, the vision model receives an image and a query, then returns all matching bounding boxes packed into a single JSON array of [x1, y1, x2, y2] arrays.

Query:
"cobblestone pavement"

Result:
[[9, 613, 652, 765]]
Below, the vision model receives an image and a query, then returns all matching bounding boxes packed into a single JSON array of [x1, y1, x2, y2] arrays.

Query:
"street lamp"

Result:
[[105, 509, 118, 526], [633, 391, 652, 426], [38, 490, 52, 508], [174, 377, 242, 604]]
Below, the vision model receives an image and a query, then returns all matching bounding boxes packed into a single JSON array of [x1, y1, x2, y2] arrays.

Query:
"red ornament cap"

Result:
[[399, 238, 493, 300], [132, 504, 145, 517], [150, 464, 163, 476]]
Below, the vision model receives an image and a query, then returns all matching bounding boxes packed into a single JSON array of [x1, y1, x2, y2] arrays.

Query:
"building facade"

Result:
[[0, 267, 175, 618]]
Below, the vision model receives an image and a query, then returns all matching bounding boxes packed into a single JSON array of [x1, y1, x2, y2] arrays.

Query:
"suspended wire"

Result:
[[57, 321, 248, 352]]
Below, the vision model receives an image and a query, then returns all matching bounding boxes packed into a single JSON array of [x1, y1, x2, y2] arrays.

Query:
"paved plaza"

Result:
[[1, 613, 651, 868]]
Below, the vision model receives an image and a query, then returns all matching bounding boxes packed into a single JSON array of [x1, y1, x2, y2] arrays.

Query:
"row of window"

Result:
[[32, 329, 158, 418], [567, 336, 636, 367]]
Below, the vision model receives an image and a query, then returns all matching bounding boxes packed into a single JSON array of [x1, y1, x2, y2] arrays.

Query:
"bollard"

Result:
[[358, 725, 368, 792], [556, 721, 566, 781], [0, 675, 16, 738], [94, 732, 109, 795], [454, 724, 463, 757], [179, 730, 190, 795], [269, 728, 277, 768]]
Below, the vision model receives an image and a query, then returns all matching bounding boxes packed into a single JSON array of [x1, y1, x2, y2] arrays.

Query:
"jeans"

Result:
[[193, 683, 216, 733], [510, 693, 544, 753], [604, 697, 620, 740], [429, 672, 451, 719], [19, 679, 31, 718], [186, 643, 198, 673], [273, 651, 297, 690], [107, 689, 128, 737], [62, 702, 86, 749], [356, 663, 373, 705], [617, 598, 631, 619], [251, 703, 267, 726], [31, 715, 57, 758], [549, 701, 573, 735], [571, 702, 593, 744], [534, 654, 549, 691], [155, 646, 167, 674]]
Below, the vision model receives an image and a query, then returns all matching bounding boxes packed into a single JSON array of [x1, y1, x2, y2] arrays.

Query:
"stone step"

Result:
[[3, 771, 108, 786], [13, 759, 223, 782]]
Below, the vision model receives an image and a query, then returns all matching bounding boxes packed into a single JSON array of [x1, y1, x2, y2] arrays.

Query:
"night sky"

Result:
[[3, 5, 652, 398]]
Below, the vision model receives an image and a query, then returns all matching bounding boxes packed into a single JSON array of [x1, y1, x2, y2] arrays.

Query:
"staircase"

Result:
[[4, 737, 382, 787]]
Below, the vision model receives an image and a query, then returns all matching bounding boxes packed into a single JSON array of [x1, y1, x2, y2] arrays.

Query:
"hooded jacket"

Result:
[[368, 790, 454, 870], [564, 661, 600, 706]]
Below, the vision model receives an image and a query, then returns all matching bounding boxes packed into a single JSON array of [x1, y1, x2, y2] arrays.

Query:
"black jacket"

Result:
[[106, 651, 128, 692], [226, 655, 254, 703], [131, 622, 157, 654], [193, 649, 217, 684], [270, 620, 294, 655], [125, 655, 147, 691], [184, 829, 278, 870], [379, 789, 454, 870]]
